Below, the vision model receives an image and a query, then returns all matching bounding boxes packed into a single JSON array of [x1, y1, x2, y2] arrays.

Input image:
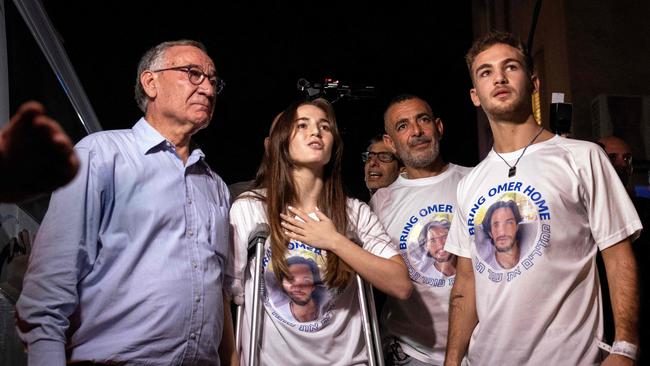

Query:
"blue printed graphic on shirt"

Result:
[[260, 240, 342, 333], [465, 181, 552, 283], [398, 203, 457, 287]]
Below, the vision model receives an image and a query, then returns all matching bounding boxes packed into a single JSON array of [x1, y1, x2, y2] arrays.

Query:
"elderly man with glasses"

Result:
[[17, 40, 233, 366], [363, 134, 402, 196]]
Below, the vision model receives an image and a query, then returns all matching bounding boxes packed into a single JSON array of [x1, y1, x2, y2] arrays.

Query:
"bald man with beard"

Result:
[[370, 94, 471, 365]]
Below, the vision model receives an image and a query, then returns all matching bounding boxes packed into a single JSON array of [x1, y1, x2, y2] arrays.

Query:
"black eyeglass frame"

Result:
[[606, 152, 633, 166], [362, 151, 396, 163], [150, 65, 225, 94]]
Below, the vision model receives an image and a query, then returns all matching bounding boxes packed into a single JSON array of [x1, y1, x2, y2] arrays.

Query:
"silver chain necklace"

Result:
[[494, 127, 544, 178]]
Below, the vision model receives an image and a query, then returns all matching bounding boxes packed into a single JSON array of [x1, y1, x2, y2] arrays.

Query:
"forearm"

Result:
[[330, 233, 412, 299], [444, 257, 477, 366], [602, 239, 639, 344]]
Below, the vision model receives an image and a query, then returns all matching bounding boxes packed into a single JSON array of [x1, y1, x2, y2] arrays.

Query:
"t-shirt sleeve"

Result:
[[577, 144, 642, 250], [346, 199, 398, 259], [227, 197, 262, 306], [444, 182, 472, 258]]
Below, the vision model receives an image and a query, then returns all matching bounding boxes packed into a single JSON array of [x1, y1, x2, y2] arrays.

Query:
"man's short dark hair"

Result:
[[280, 256, 321, 284], [383, 94, 436, 125], [465, 31, 534, 80], [481, 200, 523, 241], [368, 133, 384, 146]]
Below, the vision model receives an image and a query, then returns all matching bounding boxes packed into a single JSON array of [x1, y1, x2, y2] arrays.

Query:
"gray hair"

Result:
[[134, 40, 208, 113]]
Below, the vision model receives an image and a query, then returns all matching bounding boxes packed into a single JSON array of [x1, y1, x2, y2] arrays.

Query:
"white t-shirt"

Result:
[[445, 136, 642, 366], [228, 191, 398, 366], [370, 164, 472, 364]]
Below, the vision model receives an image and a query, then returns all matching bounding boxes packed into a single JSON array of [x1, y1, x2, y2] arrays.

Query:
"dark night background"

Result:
[[7, 1, 477, 203], [4, 2, 649, 361]]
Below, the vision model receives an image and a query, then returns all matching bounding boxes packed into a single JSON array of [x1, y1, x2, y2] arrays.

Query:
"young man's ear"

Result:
[[470, 88, 481, 107], [531, 73, 540, 94]]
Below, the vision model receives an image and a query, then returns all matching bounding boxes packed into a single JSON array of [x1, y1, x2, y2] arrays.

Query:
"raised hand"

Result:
[[0, 101, 79, 202], [280, 206, 343, 251]]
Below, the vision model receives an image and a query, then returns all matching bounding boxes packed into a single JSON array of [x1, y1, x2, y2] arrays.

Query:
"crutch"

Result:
[[365, 281, 385, 366], [356, 274, 385, 366], [235, 223, 270, 366], [234, 303, 242, 354]]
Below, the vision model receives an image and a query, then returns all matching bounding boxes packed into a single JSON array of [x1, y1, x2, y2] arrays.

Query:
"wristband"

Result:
[[611, 340, 639, 361], [598, 340, 639, 361]]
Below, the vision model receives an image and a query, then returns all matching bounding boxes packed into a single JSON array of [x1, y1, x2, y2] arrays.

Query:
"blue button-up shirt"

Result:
[[16, 119, 230, 366]]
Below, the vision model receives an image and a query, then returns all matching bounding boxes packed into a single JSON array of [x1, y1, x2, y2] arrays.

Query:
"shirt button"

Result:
[[192, 261, 198, 269], [187, 230, 193, 237], [190, 333, 196, 340], [195, 296, 200, 303], [187, 198, 192, 205]]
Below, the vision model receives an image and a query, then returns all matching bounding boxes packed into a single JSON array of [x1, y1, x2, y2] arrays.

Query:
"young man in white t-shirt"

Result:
[[370, 94, 471, 365], [443, 31, 642, 366]]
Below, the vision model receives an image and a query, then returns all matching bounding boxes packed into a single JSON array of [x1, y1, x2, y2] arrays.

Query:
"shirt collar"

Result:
[[133, 118, 169, 155], [187, 144, 207, 167], [133, 118, 208, 168]]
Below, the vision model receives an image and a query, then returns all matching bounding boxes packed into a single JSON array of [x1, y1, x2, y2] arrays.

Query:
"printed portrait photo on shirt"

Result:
[[409, 213, 457, 275], [262, 242, 341, 332], [398, 207, 457, 287], [474, 193, 539, 272]]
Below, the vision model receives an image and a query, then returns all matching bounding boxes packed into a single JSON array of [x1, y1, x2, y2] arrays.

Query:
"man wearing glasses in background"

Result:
[[370, 94, 471, 365], [363, 134, 402, 196], [597, 136, 634, 192], [17, 40, 234, 366]]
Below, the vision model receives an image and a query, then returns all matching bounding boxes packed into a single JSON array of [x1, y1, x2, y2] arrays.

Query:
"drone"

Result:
[[296, 78, 375, 103]]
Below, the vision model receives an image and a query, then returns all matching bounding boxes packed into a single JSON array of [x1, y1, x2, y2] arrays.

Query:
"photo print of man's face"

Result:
[[282, 261, 317, 305], [490, 207, 519, 252], [425, 223, 452, 262]]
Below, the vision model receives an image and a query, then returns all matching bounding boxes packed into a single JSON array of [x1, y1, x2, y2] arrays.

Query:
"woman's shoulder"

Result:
[[231, 189, 266, 211]]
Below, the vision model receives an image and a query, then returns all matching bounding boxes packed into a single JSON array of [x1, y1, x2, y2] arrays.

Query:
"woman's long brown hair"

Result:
[[251, 98, 351, 288]]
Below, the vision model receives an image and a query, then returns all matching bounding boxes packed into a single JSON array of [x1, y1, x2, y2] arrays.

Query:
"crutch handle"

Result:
[[246, 223, 270, 366]]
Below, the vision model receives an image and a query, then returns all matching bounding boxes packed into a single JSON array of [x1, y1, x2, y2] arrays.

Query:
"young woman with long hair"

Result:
[[227, 98, 411, 365]]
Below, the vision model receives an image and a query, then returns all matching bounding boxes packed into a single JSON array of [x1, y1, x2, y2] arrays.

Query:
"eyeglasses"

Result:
[[607, 153, 632, 166], [150, 65, 225, 94], [362, 151, 396, 163]]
